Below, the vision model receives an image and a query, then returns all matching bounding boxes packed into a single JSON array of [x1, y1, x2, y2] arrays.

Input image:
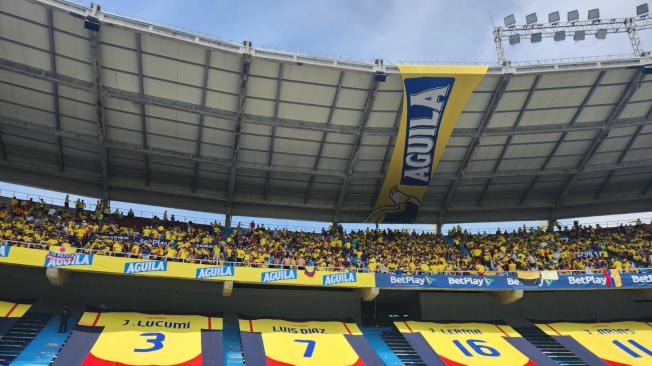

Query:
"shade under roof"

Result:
[[0, 0, 651, 224]]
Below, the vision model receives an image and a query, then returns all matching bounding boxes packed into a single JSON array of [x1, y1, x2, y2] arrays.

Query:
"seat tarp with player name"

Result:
[[239, 318, 384, 366], [536, 321, 652, 366], [52, 311, 224, 366], [394, 321, 555, 366]]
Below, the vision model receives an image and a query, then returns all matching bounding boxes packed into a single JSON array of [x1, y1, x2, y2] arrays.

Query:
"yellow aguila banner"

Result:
[[368, 65, 487, 223]]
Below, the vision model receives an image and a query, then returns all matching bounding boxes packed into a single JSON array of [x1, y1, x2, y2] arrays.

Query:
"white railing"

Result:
[[0, 189, 328, 232], [1, 189, 650, 235], [5, 240, 649, 277], [455, 218, 652, 235], [0, 189, 218, 226]]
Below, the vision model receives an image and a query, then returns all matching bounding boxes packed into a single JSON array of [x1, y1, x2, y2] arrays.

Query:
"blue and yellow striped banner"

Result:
[[368, 65, 487, 223]]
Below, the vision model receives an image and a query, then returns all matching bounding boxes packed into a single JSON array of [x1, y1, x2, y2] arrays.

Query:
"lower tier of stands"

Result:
[[1, 261, 652, 365], [2, 301, 651, 366]]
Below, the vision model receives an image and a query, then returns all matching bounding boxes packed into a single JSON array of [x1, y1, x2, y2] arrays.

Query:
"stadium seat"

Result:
[[0, 301, 47, 365]]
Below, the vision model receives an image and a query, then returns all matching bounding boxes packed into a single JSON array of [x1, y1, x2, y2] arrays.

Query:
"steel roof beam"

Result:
[[334, 75, 378, 221], [18, 0, 648, 74], [0, 114, 357, 178], [264, 63, 284, 201], [0, 58, 396, 136], [191, 49, 212, 193], [89, 29, 109, 200], [15, 58, 651, 140], [5, 55, 651, 142], [478, 75, 540, 206], [0, 133, 5, 161], [304, 70, 344, 204], [3, 114, 651, 181], [135, 33, 151, 187], [594, 105, 650, 199], [554, 68, 645, 210], [46, 9, 64, 172], [441, 74, 511, 216], [519, 70, 606, 206], [225, 50, 252, 219], [371, 98, 403, 205], [452, 117, 652, 137], [644, 179, 652, 196]]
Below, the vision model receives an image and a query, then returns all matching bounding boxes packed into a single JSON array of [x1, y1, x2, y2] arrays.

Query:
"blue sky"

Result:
[[2, 0, 652, 233], [92, 0, 652, 64]]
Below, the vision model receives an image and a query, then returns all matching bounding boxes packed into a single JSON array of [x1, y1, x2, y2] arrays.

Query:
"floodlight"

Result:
[[526, 12, 538, 25], [568, 10, 579, 21], [554, 30, 566, 41], [504, 14, 516, 27], [548, 11, 560, 23], [573, 30, 586, 41], [596, 28, 607, 39], [84, 16, 100, 32], [509, 34, 521, 45], [531, 32, 542, 43], [637, 3, 649, 16], [588, 8, 600, 20]]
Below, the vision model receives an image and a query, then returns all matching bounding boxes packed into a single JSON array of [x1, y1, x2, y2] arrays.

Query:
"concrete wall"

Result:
[[418, 289, 652, 322], [0, 265, 361, 321], [2, 264, 650, 323]]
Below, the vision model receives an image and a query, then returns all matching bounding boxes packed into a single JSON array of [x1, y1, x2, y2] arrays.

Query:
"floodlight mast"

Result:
[[493, 5, 652, 64], [493, 27, 507, 66]]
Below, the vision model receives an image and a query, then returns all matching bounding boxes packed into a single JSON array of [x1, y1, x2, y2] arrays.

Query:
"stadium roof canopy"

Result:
[[1, 0, 652, 224]]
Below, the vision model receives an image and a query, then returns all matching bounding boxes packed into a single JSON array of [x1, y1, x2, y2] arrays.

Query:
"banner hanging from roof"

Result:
[[368, 65, 487, 223]]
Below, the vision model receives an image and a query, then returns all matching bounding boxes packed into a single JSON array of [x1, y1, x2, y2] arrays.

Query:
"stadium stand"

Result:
[[1, 197, 651, 274], [1, 0, 652, 364]]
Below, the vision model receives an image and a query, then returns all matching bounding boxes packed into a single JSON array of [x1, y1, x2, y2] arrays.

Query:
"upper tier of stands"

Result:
[[1, 196, 651, 274]]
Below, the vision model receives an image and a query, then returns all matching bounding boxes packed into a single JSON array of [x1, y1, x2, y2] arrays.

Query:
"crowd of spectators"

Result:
[[1, 196, 651, 274], [449, 222, 651, 273]]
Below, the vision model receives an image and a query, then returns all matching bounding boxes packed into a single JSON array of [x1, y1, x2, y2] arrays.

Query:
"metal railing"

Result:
[[1, 189, 650, 235], [5, 240, 649, 277], [0, 189, 329, 232]]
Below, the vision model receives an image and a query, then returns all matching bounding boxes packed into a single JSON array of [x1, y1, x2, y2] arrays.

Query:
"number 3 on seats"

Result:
[[134, 332, 165, 352], [294, 339, 316, 357]]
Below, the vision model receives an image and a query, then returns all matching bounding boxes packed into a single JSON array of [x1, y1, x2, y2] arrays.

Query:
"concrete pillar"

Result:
[[222, 281, 233, 297], [225, 214, 232, 228], [546, 218, 559, 232], [358, 287, 379, 302], [435, 216, 443, 235], [45, 268, 71, 286], [489, 290, 524, 304]]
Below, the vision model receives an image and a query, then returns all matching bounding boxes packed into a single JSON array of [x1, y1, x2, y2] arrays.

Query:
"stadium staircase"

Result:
[[11, 312, 80, 366], [359, 326, 404, 366], [513, 326, 587, 366], [378, 327, 425, 366], [0, 313, 50, 365], [223, 321, 244, 366]]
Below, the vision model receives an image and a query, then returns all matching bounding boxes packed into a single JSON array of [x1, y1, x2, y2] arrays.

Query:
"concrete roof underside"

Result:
[[1, 0, 652, 224]]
